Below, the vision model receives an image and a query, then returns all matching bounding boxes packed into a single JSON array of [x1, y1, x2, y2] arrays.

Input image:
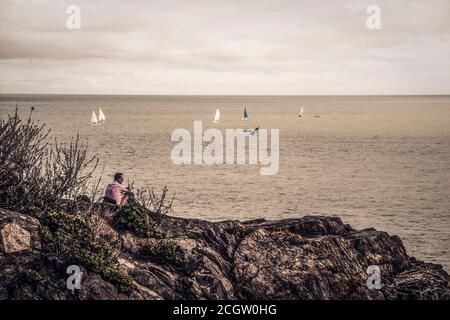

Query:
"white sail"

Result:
[[98, 108, 106, 122], [298, 106, 304, 117], [213, 109, 220, 122], [90, 110, 98, 124]]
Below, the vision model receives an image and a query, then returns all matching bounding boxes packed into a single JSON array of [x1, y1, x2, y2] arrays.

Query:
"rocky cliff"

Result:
[[0, 208, 448, 300]]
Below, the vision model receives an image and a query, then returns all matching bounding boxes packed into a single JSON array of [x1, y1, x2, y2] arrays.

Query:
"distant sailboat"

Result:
[[242, 107, 248, 120], [297, 106, 304, 117], [98, 108, 106, 123], [90, 108, 106, 125], [213, 109, 220, 123], [90, 110, 98, 125]]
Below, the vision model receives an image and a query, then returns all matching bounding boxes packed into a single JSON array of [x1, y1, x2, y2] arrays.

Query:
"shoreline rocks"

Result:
[[0, 208, 448, 300]]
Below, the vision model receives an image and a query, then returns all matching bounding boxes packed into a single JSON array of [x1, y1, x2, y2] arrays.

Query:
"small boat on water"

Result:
[[242, 107, 248, 120], [90, 108, 106, 125], [98, 108, 106, 123], [297, 106, 304, 117], [213, 109, 220, 123], [90, 110, 98, 125]]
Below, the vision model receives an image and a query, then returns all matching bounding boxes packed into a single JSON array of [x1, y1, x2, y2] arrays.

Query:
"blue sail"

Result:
[[243, 107, 248, 120]]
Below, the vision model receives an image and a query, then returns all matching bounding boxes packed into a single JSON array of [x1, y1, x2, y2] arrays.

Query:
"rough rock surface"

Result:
[[1, 222, 31, 253], [0, 209, 448, 300]]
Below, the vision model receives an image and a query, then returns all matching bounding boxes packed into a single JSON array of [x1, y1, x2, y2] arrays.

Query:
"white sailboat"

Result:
[[90, 108, 106, 125], [98, 108, 106, 123], [213, 109, 220, 123], [90, 110, 98, 125], [297, 106, 304, 117]]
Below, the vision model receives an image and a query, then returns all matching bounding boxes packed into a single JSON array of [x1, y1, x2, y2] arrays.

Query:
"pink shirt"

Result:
[[105, 181, 127, 204]]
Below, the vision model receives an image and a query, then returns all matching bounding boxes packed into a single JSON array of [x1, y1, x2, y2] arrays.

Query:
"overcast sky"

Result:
[[0, 0, 449, 95]]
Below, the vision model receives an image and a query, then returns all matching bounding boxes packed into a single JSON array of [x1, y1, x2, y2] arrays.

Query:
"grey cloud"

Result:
[[0, 0, 449, 94]]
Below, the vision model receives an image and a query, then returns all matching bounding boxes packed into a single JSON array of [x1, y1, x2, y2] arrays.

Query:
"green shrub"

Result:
[[113, 202, 164, 239], [24, 269, 42, 283], [140, 240, 184, 265], [57, 279, 67, 291], [38, 210, 133, 292]]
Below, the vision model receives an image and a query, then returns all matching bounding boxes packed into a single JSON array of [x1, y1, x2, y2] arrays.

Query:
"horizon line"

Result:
[[1, 92, 450, 97]]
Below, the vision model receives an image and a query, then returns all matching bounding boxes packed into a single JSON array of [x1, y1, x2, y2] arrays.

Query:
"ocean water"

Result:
[[1, 94, 449, 271]]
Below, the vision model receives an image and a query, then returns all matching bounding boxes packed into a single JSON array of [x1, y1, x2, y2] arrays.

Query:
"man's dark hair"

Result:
[[114, 172, 124, 181]]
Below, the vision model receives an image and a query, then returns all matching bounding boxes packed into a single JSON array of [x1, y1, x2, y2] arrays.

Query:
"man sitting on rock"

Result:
[[104, 172, 129, 207]]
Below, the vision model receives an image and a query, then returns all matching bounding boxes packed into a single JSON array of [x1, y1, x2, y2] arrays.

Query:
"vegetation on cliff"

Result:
[[140, 239, 184, 266], [38, 210, 134, 292], [0, 108, 175, 294], [114, 203, 165, 239], [0, 108, 98, 211]]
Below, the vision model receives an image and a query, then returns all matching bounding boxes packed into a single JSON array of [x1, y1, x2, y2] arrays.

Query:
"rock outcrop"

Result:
[[0, 209, 448, 300]]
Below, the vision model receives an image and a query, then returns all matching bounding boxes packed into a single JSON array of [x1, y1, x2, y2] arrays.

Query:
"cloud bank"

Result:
[[1, 0, 449, 94]]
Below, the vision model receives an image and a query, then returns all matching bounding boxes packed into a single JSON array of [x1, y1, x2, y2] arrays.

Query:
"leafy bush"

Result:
[[23, 269, 42, 283], [113, 201, 165, 239], [38, 210, 133, 292], [0, 108, 98, 210], [140, 240, 184, 265]]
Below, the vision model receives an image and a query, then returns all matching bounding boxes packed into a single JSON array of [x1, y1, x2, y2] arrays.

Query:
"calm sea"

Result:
[[1, 94, 449, 271]]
